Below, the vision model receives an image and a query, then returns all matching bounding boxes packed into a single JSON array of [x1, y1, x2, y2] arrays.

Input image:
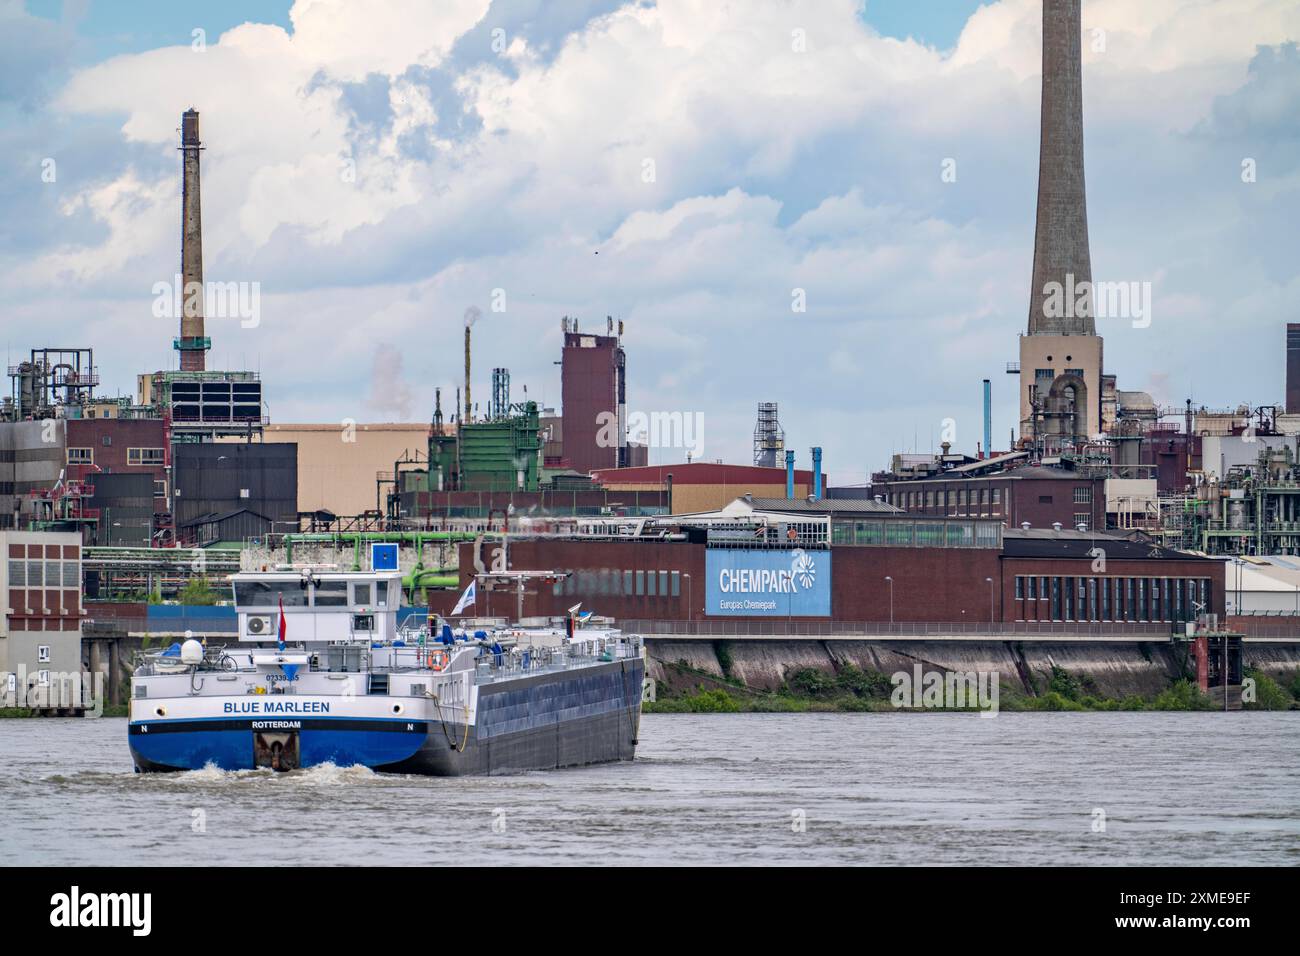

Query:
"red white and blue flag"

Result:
[[278, 593, 287, 651]]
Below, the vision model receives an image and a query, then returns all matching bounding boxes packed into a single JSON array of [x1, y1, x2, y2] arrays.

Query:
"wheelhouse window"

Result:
[[312, 580, 349, 606], [234, 580, 309, 607]]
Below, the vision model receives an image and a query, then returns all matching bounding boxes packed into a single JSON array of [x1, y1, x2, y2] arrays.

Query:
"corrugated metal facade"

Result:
[[173, 443, 298, 538]]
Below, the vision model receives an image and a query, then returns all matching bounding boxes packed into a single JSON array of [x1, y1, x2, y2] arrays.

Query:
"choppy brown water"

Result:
[[2, 713, 1297, 865]]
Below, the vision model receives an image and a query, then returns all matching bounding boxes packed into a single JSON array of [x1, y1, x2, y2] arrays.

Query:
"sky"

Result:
[[2, 0, 1298, 486]]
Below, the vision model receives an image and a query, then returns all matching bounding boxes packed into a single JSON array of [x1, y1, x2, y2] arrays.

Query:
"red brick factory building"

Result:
[[440, 499, 1222, 628]]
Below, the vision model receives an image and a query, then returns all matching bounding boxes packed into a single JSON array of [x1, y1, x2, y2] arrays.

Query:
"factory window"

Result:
[[127, 447, 165, 466], [352, 583, 372, 606], [1015, 576, 1024, 600], [958, 490, 967, 508], [62, 562, 77, 587], [659, 571, 669, 596], [1073, 513, 1089, 529], [1174, 579, 1184, 620], [1078, 577, 1087, 620], [1088, 578, 1097, 620], [8, 560, 24, 586], [26, 561, 42, 587], [623, 571, 633, 595], [1101, 579, 1110, 620], [375, 581, 388, 607], [915, 522, 944, 547], [926, 491, 934, 509], [1036, 368, 1054, 384], [1163, 579, 1172, 621], [1126, 578, 1136, 621], [154, 480, 167, 497], [1150, 579, 1160, 620], [1040, 576, 1048, 601], [1073, 486, 1091, 504], [1027, 576, 1037, 600], [647, 571, 657, 597], [1050, 578, 1061, 620], [38, 645, 50, 663], [102, 435, 111, 446], [66, 448, 93, 465], [992, 489, 1001, 504], [1064, 578, 1073, 620], [670, 571, 680, 597], [635, 571, 645, 596], [1038, 495, 1053, 504]]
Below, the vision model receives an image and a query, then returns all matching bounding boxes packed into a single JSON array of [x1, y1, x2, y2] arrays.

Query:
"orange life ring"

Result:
[[427, 649, 449, 671]]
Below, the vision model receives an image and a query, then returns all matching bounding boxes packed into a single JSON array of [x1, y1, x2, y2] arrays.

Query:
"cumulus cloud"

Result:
[[4, 0, 1300, 478]]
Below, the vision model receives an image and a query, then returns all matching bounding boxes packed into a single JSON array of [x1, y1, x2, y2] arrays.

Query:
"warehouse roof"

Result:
[[1001, 527, 1210, 562], [743, 495, 903, 514]]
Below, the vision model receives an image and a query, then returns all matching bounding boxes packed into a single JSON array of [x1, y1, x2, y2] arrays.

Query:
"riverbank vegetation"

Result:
[[644, 657, 1300, 714]]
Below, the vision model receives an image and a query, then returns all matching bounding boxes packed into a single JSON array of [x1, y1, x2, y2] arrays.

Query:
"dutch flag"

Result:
[[278, 593, 287, 651]]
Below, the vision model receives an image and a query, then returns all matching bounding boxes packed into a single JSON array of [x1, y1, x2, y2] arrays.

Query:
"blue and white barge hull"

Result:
[[128, 568, 645, 775]]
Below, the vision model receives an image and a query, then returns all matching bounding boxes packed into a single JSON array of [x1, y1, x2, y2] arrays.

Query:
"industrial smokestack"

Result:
[[811, 446, 822, 501], [785, 450, 795, 498], [1028, 0, 1093, 335], [983, 379, 992, 459], [464, 307, 480, 423], [178, 109, 208, 371]]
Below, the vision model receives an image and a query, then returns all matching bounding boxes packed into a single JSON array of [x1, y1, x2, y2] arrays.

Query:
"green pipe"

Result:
[[406, 572, 457, 589], [283, 531, 482, 545]]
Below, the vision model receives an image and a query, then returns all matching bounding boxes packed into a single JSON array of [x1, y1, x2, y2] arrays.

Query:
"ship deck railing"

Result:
[[134, 635, 644, 684]]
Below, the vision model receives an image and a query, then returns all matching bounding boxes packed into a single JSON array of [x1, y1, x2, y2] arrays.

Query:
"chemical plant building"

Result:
[[442, 496, 1221, 628]]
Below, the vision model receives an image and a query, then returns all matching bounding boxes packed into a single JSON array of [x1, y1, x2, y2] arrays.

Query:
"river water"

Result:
[[2, 713, 1296, 866]]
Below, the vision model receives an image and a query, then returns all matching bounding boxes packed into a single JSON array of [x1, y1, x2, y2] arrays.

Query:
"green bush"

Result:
[[178, 575, 220, 606], [1152, 679, 1214, 711], [685, 688, 741, 713], [787, 668, 838, 698], [1048, 664, 1083, 701], [1032, 690, 1085, 711], [713, 641, 734, 679], [1243, 669, 1294, 711]]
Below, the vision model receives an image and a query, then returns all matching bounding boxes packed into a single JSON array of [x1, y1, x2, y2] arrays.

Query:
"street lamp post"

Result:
[[884, 576, 894, 626]]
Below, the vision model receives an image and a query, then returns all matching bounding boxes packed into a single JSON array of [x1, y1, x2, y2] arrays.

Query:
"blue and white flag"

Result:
[[450, 579, 477, 616]]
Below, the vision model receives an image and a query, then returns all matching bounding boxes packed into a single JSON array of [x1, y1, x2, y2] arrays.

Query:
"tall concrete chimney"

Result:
[[1027, 0, 1093, 335], [178, 109, 208, 371], [464, 324, 472, 423]]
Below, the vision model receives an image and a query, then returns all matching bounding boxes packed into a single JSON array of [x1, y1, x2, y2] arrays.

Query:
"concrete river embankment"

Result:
[[642, 631, 1300, 699]]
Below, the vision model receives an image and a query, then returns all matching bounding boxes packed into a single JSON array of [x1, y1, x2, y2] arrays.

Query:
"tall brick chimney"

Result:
[[177, 108, 208, 371]]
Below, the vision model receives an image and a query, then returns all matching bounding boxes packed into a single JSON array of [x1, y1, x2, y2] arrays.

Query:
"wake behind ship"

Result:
[[128, 566, 645, 775]]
